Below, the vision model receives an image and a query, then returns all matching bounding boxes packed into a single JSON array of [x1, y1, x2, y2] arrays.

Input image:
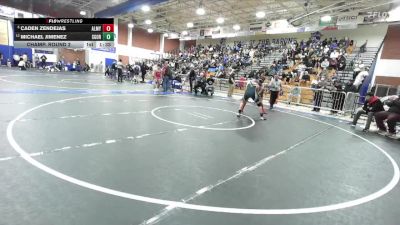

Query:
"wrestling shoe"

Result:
[[237, 110, 242, 118], [386, 132, 398, 139], [377, 130, 387, 136]]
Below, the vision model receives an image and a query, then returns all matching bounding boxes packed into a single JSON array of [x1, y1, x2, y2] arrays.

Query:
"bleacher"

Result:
[[336, 46, 381, 83], [236, 51, 284, 79]]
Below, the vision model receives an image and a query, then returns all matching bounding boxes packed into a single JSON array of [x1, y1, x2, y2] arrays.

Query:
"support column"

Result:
[[160, 34, 165, 54], [128, 26, 133, 47], [179, 40, 185, 51], [114, 18, 119, 59]]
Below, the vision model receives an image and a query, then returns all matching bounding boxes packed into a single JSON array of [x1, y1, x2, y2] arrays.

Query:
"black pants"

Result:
[[141, 71, 145, 82], [194, 83, 206, 95], [313, 91, 323, 111], [375, 111, 400, 134], [117, 69, 123, 82], [270, 91, 279, 108], [189, 78, 194, 92]]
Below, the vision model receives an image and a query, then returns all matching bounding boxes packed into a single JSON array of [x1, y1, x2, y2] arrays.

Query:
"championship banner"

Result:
[[337, 13, 359, 25], [360, 12, 389, 23], [319, 17, 337, 27]]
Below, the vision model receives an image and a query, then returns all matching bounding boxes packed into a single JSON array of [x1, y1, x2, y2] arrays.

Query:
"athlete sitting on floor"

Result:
[[237, 75, 267, 120]]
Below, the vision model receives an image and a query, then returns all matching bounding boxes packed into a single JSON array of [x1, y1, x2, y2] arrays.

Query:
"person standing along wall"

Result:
[[117, 59, 124, 83], [40, 55, 47, 69], [140, 62, 147, 83], [227, 68, 236, 97], [188, 67, 196, 93], [162, 61, 172, 93]]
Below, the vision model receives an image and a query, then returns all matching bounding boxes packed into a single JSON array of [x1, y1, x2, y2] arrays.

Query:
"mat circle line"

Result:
[[151, 105, 255, 131], [6, 94, 400, 215]]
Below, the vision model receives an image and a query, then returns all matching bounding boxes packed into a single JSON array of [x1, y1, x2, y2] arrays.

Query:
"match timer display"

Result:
[[14, 18, 115, 48]]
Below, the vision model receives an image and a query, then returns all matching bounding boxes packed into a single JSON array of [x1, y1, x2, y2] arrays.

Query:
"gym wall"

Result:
[[59, 49, 86, 65], [196, 24, 388, 48], [184, 40, 197, 49], [118, 22, 128, 45], [132, 27, 161, 51], [118, 55, 129, 64], [374, 24, 400, 86], [164, 39, 180, 52]]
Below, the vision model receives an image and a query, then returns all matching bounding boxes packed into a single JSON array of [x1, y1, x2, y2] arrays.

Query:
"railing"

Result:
[[277, 86, 351, 115], [180, 77, 362, 115]]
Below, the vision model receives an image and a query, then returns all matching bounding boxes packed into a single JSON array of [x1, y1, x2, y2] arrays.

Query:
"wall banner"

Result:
[[337, 13, 359, 25]]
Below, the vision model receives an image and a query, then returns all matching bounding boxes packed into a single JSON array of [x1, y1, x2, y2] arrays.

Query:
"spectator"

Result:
[[162, 61, 172, 92], [321, 58, 330, 70], [22, 53, 28, 63], [288, 83, 301, 105], [330, 79, 344, 114], [330, 49, 339, 60], [374, 95, 400, 138], [352, 92, 384, 132], [40, 55, 47, 69], [337, 55, 346, 71], [344, 80, 358, 93], [188, 67, 196, 92], [346, 40, 355, 54], [227, 68, 236, 97], [117, 59, 124, 83], [311, 77, 326, 112], [140, 62, 147, 83], [18, 58, 26, 70], [354, 67, 369, 90], [360, 40, 368, 53]]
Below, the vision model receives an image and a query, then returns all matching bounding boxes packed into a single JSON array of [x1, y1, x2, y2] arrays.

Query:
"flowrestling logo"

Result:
[[46, 19, 84, 24]]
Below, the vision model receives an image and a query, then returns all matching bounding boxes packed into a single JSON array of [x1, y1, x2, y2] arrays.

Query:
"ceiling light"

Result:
[[147, 28, 153, 33], [164, 33, 169, 37], [80, 10, 86, 16], [233, 24, 240, 31], [145, 19, 152, 25], [187, 22, 194, 28], [182, 31, 188, 35], [141, 5, 150, 12], [256, 11, 265, 18], [321, 15, 331, 22], [216, 17, 224, 24], [128, 23, 134, 28], [196, 8, 205, 15]]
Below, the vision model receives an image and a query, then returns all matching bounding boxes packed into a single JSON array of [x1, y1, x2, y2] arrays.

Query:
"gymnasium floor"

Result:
[[0, 68, 399, 225]]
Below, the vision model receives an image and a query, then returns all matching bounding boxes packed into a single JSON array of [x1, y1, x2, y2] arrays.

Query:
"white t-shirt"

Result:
[[18, 60, 25, 67], [330, 51, 339, 59], [354, 71, 368, 87], [117, 61, 123, 69], [321, 60, 329, 69], [269, 79, 282, 92]]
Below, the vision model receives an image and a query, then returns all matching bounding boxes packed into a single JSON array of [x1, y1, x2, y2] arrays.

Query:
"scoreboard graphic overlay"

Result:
[[14, 18, 115, 48]]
